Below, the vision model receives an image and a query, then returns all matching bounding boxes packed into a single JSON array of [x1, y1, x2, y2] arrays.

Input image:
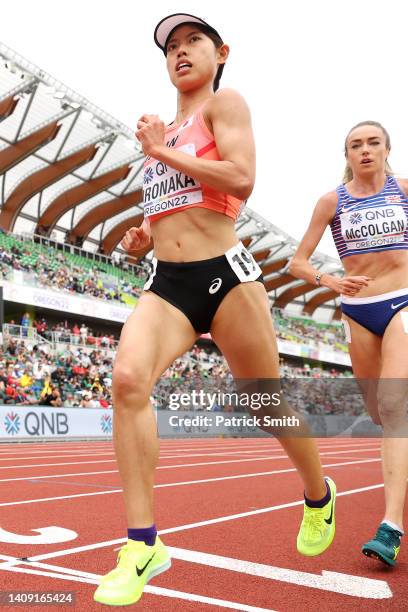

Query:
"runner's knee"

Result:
[[112, 363, 152, 409], [377, 384, 408, 429]]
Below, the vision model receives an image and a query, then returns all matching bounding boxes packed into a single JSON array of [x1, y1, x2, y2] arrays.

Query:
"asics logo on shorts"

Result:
[[209, 278, 222, 294]]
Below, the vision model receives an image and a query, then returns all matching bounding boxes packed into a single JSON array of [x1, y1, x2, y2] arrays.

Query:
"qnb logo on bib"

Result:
[[144, 167, 154, 185], [349, 212, 363, 225], [209, 278, 222, 294], [340, 204, 408, 250]]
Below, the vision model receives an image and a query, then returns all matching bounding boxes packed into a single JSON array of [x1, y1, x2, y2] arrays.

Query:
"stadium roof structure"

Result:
[[0, 42, 343, 321]]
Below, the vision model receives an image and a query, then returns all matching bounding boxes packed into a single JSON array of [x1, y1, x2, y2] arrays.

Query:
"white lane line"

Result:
[[318, 456, 380, 461], [168, 547, 391, 599], [0, 553, 392, 601], [0, 450, 116, 455], [0, 553, 19, 567], [0, 459, 381, 505], [0, 446, 380, 472], [0, 443, 380, 463], [0, 441, 276, 451], [0, 455, 293, 472], [0, 458, 381, 484], [0, 453, 116, 462], [0, 439, 378, 448], [0, 445, 255, 455], [0, 563, 278, 612], [137, 447, 381, 461], [0, 459, 118, 470], [0, 444, 114, 452], [26, 481, 386, 563], [314, 448, 379, 456]]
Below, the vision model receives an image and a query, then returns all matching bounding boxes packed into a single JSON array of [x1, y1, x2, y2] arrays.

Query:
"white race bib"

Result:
[[340, 204, 407, 251], [225, 243, 262, 282], [143, 143, 203, 217]]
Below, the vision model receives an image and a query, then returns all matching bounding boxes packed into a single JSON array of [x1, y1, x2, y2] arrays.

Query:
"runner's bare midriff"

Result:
[[342, 249, 408, 296], [150, 207, 237, 261]]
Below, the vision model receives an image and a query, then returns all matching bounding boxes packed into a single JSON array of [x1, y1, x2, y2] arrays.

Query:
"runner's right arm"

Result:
[[289, 192, 371, 295], [121, 218, 151, 252]]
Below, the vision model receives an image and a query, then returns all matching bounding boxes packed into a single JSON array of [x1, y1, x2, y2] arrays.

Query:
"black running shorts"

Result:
[[143, 241, 264, 333]]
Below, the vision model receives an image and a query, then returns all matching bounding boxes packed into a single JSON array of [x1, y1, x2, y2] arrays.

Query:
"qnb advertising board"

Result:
[[0, 406, 113, 440]]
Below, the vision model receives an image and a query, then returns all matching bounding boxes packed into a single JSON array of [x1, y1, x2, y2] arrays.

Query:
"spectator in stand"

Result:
[[6, 339, 17, 357], [100, 333, 110, 348], [5, 385, 28, 405], [87, 330, 96, 346], [51, 366, 67, 387], [21, 312, 30, 326], [40, 384, 62, 407], [20, 368, 33, 389], [103, 374, 112, 389], [81, 391, 93, 408], [0, 367, 8, 388], [80, 323, 88, 345], [6, 364, 19, 387], [99, 396, 111, 409], [88, 392, 101, 408], [33, 360, 50, 381], [24, 388, 39, 405], [64, 392, 79, 407]]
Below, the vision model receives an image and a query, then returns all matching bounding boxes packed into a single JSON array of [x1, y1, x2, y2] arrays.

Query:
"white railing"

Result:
[[3, 324, 118, 356], [51, 330, 118, 350], [3, 323, 52, 349]]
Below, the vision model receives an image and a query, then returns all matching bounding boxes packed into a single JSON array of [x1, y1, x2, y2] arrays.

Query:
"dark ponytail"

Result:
[[198, 26, 225, 91]]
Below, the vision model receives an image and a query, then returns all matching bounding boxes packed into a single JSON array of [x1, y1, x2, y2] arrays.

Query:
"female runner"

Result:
[[290, 120, 408, 567], [94, 13, 336, 606]]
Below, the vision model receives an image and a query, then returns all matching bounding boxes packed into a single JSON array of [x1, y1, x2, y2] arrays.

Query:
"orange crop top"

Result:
[[142, 107, 244, 223]]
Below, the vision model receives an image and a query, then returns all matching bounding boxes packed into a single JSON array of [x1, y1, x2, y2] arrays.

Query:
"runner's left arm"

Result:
[[136, 89, 255, 200]]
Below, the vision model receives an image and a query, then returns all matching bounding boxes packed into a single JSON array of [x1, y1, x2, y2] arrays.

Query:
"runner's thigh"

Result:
[[113, 292, 199, 395]]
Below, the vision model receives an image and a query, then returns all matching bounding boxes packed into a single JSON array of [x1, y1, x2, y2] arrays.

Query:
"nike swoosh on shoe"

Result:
[[324, 501, 334, 525], [136, 553, 156, 577]]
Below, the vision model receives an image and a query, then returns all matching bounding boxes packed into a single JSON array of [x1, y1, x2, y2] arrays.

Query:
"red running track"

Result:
[[0, 438, 406, 611]]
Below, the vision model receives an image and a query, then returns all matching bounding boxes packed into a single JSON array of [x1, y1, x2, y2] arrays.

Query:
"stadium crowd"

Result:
[[0, 327, 357, 415], [273, 309, 347, 351], [0, 241, 146, 304], [0, 228, 355, 415], [0, 232, 349, 352]]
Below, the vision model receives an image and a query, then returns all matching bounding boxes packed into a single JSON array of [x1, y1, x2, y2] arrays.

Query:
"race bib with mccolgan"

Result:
[[340, 204, 408, 251], [143, 143, 203, 218]]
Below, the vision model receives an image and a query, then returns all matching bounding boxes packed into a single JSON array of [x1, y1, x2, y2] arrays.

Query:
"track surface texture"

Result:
[[0, 438, 405, 611]]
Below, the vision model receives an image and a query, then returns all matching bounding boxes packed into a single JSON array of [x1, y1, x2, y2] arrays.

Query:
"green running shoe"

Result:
[[362, 523, 403, 567], [94, 537, 171, 606], [297, 477, 336, 556]]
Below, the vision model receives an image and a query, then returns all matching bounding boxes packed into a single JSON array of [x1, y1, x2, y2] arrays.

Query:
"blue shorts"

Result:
[[341, 288, 408, 337]]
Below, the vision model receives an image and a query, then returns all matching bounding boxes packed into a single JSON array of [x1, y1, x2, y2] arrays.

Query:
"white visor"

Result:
[[154, 13, 222, 53]]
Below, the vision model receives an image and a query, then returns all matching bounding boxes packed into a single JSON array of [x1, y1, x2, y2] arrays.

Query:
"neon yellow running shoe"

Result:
[[297, 477, 336, 556], [93, 537, 171, 606]]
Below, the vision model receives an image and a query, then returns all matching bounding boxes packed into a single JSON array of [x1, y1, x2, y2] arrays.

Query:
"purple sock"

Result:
[[128, 524, 157, 546], [304, 479, 331, 508]]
